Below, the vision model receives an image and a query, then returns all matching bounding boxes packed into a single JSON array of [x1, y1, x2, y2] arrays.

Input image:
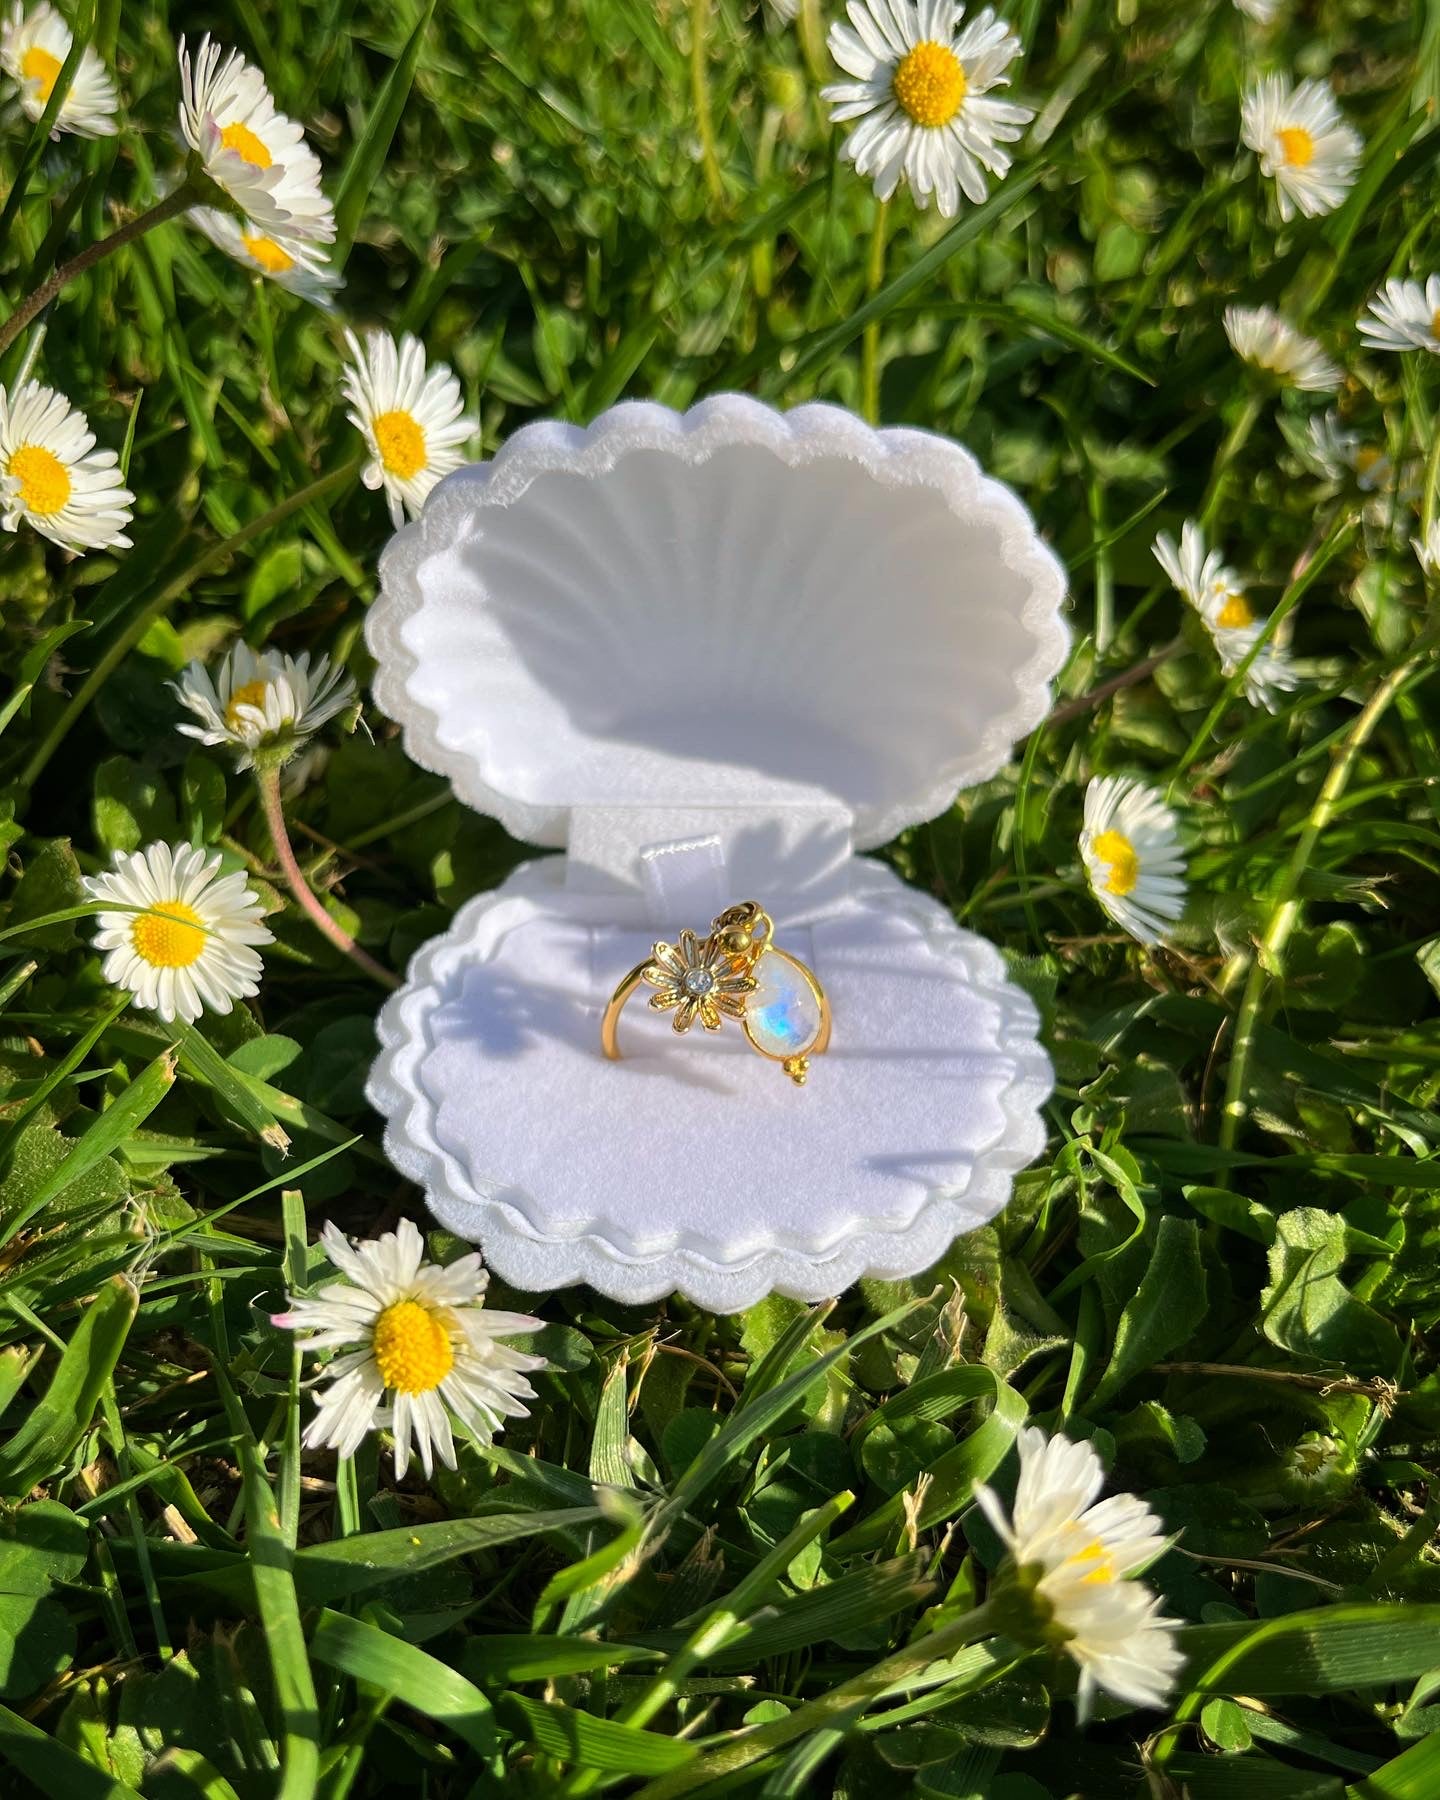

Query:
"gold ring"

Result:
[[601, 901, 832, 1085]]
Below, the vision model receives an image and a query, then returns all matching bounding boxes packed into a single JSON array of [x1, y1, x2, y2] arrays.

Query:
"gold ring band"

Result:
[[601, 901, 832, 1085]]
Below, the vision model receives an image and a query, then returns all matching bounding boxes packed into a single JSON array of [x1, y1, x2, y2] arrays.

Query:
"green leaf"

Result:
[[1262, 1210, 1403, 1372], [309, 1609, 497, 1755], [1180, 1606, 1440, 1696], [460, 1635, 660, 1683], [92, 757, 178, 856], [0, 1277, 139, 1499], [332, 0, 438, 267], [1351, 1734, 1440, 1799], [5, 840, 86, 950], [0, 1701, 145, 1800], [2, 1047, 176, 1245], [494, 1693, 695, 1775], [1093, 1215, 1207, 1403]]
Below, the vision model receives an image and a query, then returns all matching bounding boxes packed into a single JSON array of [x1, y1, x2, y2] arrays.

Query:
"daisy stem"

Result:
[[255, 767, 400, 992], [0, 178, 202, 361], [860, 198, 890, 425], [689, 0, 726, 209], [1218, 646, 1428, 1153], [1198, 391, 1263, 528]]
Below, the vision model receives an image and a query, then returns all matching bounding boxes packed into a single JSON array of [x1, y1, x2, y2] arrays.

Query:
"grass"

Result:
[[1, 0, 1439, 1795]]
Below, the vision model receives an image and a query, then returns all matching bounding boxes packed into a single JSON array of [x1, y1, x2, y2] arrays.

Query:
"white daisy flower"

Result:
[[1302, 412, 1393, 492], [1079, 776, 1186, 945], [1152, 520, 1299, 712], [1413, 522, 1440, 581], [0, 378, 132, 554], [1358, 276, 1440, 356], [340, 329, 475, 527], [178, 34, 334, 244], [1224, 305, 1340, 391], [1, 0, 116, 136], [1233, 0, 1280, 19], [821, 0, 1034, 218], [1240, 76, 1360, 223], [274, 1219, 548, 1480], [974, 1426, 1185, 1719], [84, 842, 273, 1025], [173, 642, 357, 770], [187, 208, 341, 307]]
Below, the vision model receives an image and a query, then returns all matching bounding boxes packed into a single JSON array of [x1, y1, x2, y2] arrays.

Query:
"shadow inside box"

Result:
[[425, 967, 743, 1094]]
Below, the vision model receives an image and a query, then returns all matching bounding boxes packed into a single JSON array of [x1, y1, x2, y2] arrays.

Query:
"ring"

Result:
[[601, 901, 831, 1085]]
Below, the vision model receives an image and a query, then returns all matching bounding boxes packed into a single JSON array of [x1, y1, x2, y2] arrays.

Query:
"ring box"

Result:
[[364, 396, 1068, 1312]]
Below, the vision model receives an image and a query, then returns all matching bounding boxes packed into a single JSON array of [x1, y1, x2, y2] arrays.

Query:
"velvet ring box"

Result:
[[364, 395, 1069, 1313]]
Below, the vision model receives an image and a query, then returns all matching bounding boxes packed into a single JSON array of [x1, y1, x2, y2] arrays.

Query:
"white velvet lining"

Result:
[[369, 857, 1053, 1312]]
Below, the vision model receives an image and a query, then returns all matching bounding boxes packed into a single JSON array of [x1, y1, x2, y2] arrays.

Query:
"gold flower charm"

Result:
[[601, 901, 832, 1085], [640, 927, 758, 1033]]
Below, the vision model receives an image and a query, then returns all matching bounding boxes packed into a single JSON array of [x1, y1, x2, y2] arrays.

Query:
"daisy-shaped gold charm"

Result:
[[641, 927, 757, 1033]]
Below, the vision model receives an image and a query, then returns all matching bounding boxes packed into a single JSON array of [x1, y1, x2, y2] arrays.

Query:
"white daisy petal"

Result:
[[178, 33, 333, 244], [1358, 275, 1440, 357], [82, 842, 273, 1023], [1151, 518, 1298, 712], [978, 1426, 1184, 1718], [821, 0, 1034, 217], [1223, 304, 1341, 391], [172, 642, 356, 770], [1240, 76, 1360, 223], [0, 378, 133, 555], [1, 1, 117, 136], [340, 329, 475, 526], [275, 1221, 548, 1480], [1079, 776, 1187, 946], [187, 208, 341, 307]]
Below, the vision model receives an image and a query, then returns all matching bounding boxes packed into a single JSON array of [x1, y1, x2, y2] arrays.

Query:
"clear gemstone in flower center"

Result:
[[682, 968, 716, 997]]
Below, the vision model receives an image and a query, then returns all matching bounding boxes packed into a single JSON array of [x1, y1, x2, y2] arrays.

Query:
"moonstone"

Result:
[[745, 951, 821, 1060]]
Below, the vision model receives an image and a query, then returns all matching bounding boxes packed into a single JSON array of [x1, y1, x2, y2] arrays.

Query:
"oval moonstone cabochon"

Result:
[[744, 949, 823, 1062]]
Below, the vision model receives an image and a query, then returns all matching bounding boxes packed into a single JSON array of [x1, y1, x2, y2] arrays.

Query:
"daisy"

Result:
[[1224, 305, 1340, 392], [187, 208, 341, 307], [84, 842, 273, 1025], [178, 35, 334, 244], [173, 642, 357, 770], [974, 1426, 1185, 1718], [1358, 276, 1440, 356], [1240, 76, 1360, 222], [641, 927, 759, 1034], [0, 378, 132, 554], [822, 0, 1034, 218], [1302, 412, 1393, 492], [341, 329, 474, 527], [1152, 520, 1299, 711], [1413, 522, 1440, 581], [1, 0, 116, 136], [274, 1219, 548, 1480], [1079, 776, 1186, 945]]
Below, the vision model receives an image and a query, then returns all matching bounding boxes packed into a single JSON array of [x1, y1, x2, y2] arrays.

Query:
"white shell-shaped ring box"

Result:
[[365, 396, 1069, 1313]]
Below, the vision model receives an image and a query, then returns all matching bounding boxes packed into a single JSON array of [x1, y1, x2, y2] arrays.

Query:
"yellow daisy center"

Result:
[[1431, 309, 1440, 342], [1215, 590, 1255, 629], [1061, 1535, 1118, 1586], [8, 443, 71, 517], [1092, 828, 1139, 897], [225, 677, 274, 731], [892, 41, 967, 129], [1276, 125, 1315, 168], [1354, 446, 1384, 478], [220, 120, 272, 168], [131, 901, 207, 970], [241, 233, 295, 274], [372, 1299, 454, 1394], [373, 409, 427, 480], [21, 44, 61, 101]]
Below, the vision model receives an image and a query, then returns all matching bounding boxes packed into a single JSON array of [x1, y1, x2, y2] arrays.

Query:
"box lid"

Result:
[[367, 395, 1068, 855]]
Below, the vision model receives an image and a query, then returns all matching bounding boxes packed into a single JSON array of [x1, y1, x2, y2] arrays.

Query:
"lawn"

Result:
[[0, 0, 1438, 1796]]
